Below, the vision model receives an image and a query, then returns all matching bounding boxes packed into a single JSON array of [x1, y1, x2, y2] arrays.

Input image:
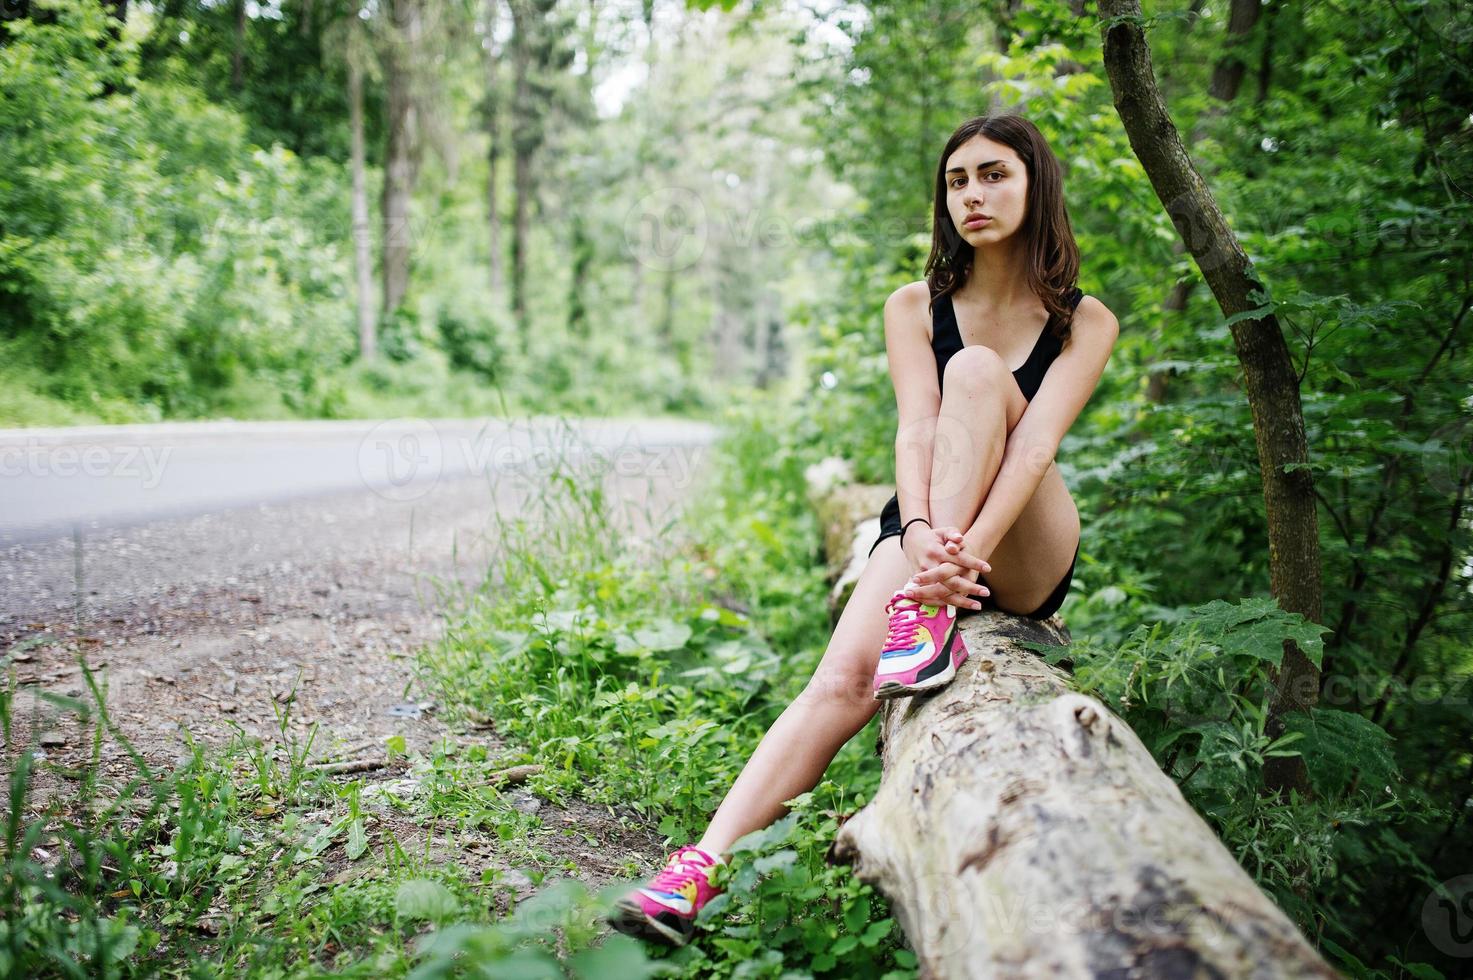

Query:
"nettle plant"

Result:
[[1033, 597, 1411, 929], [658, 782, 915, 979]]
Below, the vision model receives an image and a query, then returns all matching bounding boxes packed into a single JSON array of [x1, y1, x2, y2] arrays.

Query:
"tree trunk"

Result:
[[1096, 0, 1322, 797], [232, 0, 246, 92], [1143, 0, 1258, 408], [347, 4, 377, 361], [1208, 0, 1260, 102], [510, 109, 531, 349], [381, 0, 421, 317], [508, 0, 534, 348], [829, 611, 1335, 977], [483, 0, 506, 298], [567, 218, 591, 337]]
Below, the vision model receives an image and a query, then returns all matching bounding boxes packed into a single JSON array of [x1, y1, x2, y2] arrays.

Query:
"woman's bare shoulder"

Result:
[[1074, 293, 1121, 335], [885, 280, 933, 341]]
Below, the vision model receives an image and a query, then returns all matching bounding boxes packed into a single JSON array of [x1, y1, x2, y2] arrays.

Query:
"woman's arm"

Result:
[[883, 282, 943, 526], [961, 295, 1121, 560]]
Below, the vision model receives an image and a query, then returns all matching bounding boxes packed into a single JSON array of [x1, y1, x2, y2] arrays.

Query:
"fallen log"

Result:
[[810, 475, 1333, 977], [803, 457, 897, 624], [829, 614, 1335, 976]]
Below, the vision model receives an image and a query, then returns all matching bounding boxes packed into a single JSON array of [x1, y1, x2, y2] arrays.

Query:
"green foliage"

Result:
[[1285, 708, 1400, 800], [421, 402, 831, 843], [669, 787, 912, 978], [405, 881, 666, 980], [0, 0, 769, 426], [0, 0, 354, 420], [1043, 599, 1332, 800]]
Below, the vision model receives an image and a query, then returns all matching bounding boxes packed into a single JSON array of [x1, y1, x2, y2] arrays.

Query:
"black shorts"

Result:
[[868, 491, 1077, 621]]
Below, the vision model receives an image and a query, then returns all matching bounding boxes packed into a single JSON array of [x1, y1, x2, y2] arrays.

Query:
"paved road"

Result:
[[0, 416, 719, 638], [0, 416, 716, 545]]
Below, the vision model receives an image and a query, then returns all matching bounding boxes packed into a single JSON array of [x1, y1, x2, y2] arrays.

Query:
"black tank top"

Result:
[[931, 286, 1085, 402]]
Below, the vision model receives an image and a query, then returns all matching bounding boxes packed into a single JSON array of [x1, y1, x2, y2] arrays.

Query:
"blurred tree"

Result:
[[323, 0, 381, 359], [505, 0, 578, 344]]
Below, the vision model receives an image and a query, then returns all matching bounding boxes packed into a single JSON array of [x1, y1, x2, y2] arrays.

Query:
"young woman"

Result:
[[609, 114, 1120, 947]]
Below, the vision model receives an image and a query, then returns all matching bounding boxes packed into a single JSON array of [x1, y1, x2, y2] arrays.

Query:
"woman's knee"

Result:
[[941, 345, 1010, 393], [799, 661, 878, 710]]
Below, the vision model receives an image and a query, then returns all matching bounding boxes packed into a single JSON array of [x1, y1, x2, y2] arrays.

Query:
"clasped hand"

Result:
[[900, 525, 992, 610]]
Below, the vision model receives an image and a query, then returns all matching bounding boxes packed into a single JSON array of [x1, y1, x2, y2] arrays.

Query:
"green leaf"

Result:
[[633, 619, 693, 652], [1284, 709, 1399, 797], [395, 879, 460, 921], [567, 935, 662, 979], [1386, 957, 1446, 980], [346, 818, 368, 861], [729, 812, 800, 855], [1187, 598, 1329, 669], [862, 917, 893, 946], [753, 848, 798, 875], [294, 818, 347, 863]]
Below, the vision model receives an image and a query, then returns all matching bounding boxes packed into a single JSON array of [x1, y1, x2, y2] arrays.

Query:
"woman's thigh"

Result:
[[933, 359, 1080, 616], [980, 460, 1080, 615], [800, 533, 915, 708]]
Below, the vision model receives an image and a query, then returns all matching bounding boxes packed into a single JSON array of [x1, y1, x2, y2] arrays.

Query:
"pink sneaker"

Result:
[[607, 845, 726, 946], [872, 589, 969, 699]]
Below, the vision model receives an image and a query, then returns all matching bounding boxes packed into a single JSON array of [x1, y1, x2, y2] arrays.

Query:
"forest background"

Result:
[[2, 0, 1471, 976]]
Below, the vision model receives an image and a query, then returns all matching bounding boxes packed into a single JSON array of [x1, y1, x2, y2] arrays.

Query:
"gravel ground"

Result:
[[0, 421, 720, 902]]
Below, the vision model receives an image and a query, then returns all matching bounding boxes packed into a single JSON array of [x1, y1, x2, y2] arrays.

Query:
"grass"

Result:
[[0, 394, 916, 978]]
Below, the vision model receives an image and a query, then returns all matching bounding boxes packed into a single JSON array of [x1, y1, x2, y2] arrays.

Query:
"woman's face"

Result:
[[944, 134, 1029, 246]]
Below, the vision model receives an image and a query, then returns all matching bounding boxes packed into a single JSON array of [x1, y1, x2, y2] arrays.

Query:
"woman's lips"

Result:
[[965, 215, 990, 227]]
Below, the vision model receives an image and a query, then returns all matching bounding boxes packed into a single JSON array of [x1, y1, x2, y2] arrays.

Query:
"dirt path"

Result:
[[1, 418, 718, 900]]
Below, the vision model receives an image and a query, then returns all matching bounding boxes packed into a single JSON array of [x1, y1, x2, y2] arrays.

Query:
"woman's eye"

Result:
[[952, 173, 1002, 188]]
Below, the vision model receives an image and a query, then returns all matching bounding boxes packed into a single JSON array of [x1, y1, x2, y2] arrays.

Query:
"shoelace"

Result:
[[651, 848, 717, 893], [881, 595, 925, 652]]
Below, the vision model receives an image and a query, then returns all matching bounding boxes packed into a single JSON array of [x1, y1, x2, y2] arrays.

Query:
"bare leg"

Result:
[[695, 534, 914, 857], [923, 344, 1082, 613], [695, 349, 1071, 858], [926, 346, 1022, 557]]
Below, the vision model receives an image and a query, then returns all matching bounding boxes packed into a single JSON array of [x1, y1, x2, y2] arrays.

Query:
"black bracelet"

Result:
[[899, 517, 931, 546]]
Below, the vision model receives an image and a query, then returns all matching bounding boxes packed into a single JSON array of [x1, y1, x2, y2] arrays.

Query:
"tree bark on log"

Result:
[[828, 609, 1334, 977]]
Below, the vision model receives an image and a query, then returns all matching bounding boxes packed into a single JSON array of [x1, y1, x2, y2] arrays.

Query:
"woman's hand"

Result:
[[900, 524, 991, 609]]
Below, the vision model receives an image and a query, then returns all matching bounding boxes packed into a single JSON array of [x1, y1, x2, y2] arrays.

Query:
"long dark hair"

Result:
[[924, 115, 1082, 340]]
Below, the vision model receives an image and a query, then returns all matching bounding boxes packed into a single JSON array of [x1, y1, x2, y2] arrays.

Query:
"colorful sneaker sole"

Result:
[[608, 895, 695, 946], [873, 618, 968, 700]]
